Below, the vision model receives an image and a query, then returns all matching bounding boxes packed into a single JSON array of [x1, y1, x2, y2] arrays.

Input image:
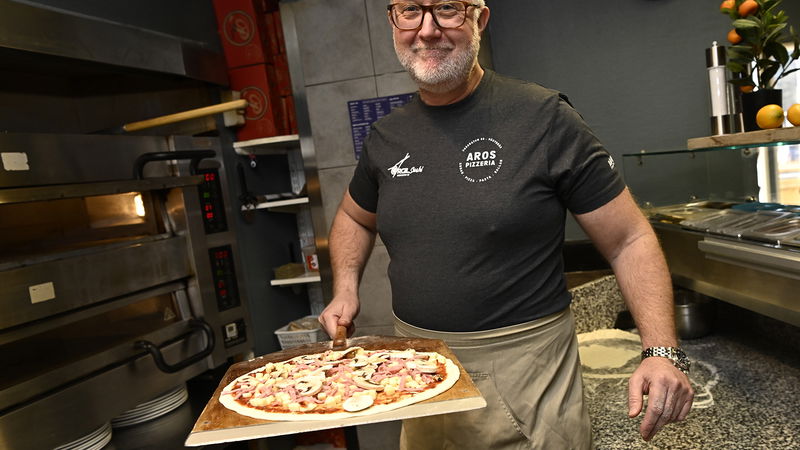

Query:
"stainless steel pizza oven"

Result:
[[0, 133, 252, 449]]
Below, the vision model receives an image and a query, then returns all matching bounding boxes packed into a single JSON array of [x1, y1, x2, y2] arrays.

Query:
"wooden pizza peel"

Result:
[[185, 333, 486, 446]]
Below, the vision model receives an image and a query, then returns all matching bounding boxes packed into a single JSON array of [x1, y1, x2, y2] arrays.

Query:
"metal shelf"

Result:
[[242, 196, 309, 212], [686, 126, 800, 151], [270, 274, 321, 287], [233, 134, 300, 156]]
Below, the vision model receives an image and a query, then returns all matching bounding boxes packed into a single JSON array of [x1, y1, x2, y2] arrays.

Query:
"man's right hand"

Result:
[[318, 293, 360, 339]]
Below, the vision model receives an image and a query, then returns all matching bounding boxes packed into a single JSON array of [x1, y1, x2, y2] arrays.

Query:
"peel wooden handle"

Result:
[[122, 99, 248, 132], [332, 325, 348, 349]]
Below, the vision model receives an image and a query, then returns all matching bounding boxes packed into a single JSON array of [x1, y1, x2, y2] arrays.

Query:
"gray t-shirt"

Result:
[[349, 70, 625, 331]]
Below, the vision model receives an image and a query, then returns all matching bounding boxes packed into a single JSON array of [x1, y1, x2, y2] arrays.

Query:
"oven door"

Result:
[[0, 133, 251, 449]]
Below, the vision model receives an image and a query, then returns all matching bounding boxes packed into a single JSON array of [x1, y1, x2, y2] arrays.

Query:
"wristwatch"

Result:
[[641, 347, 690, 375]]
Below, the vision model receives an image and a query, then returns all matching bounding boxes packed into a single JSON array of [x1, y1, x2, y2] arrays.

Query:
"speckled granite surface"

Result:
[[571, 277, 800, 450], [570, 274, 627, 334]]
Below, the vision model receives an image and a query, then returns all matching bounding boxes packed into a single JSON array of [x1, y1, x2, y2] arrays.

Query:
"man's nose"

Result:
[[417, 10, 442, 39]]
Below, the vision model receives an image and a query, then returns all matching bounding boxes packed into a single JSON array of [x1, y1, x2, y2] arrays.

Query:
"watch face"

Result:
[[674, 349, 690, 372]]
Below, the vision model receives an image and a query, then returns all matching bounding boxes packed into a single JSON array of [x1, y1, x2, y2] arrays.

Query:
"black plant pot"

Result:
[[741, 89, 783, 131]]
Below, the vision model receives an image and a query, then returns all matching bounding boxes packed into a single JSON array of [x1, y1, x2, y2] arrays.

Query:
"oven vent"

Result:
[[0, 0, 226, 85]]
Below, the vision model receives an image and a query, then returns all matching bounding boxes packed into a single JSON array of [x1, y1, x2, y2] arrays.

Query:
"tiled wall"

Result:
[[288, 0, 419, 336]]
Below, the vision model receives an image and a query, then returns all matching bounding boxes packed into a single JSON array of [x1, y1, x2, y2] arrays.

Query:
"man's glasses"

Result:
[[387, 1, 481, 30]]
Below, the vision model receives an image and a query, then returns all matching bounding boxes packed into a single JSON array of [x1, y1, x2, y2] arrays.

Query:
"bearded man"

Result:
[[319, 2, 694, 448]]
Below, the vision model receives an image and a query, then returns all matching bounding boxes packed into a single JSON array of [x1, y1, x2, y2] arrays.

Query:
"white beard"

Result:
[[394, 27, 481, 94]]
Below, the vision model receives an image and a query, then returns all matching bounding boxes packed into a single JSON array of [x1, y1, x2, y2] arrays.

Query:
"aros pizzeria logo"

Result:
[[240, 87, 268, 120], [458, 137, 503, 183], [223, 11, 255, 46]]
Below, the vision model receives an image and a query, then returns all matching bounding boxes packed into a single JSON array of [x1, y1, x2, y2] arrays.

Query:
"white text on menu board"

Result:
[[348, 93, 415, 160]]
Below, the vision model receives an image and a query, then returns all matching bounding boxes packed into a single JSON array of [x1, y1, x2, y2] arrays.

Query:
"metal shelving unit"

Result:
[[233, 134, 300, 156]]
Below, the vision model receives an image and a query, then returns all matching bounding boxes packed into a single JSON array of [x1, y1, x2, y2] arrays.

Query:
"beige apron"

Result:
[[395, 308, 593, 450]]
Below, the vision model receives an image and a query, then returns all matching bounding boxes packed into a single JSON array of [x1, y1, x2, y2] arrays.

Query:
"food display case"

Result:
[[622, 128, 800, 327]]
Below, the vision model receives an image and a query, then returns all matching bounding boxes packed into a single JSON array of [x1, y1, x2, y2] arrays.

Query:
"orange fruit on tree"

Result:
[[727, 29, 742, 44], [787, 104, 800, 126], [720, 0, 735, 13], [756, 104, 784, 129], [739, 0, 759, 17]]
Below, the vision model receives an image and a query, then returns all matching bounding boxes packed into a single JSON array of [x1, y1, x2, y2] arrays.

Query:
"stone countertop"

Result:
[[570, 276, 800, 449]]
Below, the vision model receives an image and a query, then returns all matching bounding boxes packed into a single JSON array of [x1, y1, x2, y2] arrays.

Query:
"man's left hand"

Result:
[[627, 357, 694, 441]]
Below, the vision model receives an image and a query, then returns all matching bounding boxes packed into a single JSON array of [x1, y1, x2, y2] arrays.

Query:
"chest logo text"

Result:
[[459, 137, 503, 183], [388, 153, 424, 178]]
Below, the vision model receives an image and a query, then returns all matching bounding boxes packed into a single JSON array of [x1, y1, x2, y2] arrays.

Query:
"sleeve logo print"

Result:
[[388, 153, 425, 178], [607, 155, 615, 170], [459, 137, 504, 183]]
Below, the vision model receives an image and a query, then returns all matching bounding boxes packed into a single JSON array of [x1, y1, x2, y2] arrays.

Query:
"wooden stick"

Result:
[[122, 99, 248, 132]]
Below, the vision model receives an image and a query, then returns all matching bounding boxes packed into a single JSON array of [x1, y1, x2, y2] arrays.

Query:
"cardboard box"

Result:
[[273, 11, 286, 55], [284, 95, 298, 135], [261, 11, 282, 58], [272, 53, 293, 96], [275, 96, 291, 135], [261, 0, 279, 12], [228, 65, 280, 141], [212, 0, 272, 68]]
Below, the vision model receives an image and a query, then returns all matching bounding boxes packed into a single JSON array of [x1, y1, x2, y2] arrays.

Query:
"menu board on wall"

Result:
[[348, 93, 415, 160]]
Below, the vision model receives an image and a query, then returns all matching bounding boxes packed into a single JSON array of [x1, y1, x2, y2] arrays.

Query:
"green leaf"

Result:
[[727, 46, 755, 58], [733, 18, 760, 30], [762, 23, 787, 46], [764, 40, 789, 65], [765, 1, 782, 16], [756, 59, 779, 69], [729, 44, 755, 50], [782, 67, 800, 77], [761, 64, 780, 85], [727, 61, 748, 73], [764, 23, 787, 43]]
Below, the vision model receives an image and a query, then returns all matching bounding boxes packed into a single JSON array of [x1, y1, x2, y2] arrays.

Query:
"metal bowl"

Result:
[[674, 289, 713, 340]]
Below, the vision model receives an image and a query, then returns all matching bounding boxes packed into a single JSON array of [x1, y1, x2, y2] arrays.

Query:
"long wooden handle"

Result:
[[122, 99, 248, 132], [332, 325, 348, 349]]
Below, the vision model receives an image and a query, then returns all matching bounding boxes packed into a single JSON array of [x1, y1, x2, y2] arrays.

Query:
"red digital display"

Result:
[[209, 245, 239, 311], [198, 169, 226, 234]]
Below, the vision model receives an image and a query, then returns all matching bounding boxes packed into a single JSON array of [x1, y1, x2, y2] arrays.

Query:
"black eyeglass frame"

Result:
[[387, 1, 482, 30]]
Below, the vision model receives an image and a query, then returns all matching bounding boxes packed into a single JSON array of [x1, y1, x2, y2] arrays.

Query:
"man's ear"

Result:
[[476, 6, 490, 33]]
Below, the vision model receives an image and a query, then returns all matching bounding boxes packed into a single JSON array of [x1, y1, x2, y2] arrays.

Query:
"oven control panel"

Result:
[[209, 245, 241, 311], [197, 168, 228, 234]]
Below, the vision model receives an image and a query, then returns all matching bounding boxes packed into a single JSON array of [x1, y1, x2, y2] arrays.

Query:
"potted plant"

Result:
[[720, 0, 800, 130]]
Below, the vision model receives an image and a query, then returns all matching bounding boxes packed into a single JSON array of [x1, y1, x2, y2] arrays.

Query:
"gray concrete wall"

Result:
[[287, 0, 416, 337]]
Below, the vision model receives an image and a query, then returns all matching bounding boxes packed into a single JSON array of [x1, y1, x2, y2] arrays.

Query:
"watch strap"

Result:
[[641, 346, 690, 374]]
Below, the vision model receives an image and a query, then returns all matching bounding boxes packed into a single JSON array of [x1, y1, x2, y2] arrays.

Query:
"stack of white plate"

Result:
[[111, 385, 188, 428], [53, 422, 112, 450]]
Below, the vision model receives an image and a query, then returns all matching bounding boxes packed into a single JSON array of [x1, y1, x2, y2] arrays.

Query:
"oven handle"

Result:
[[135, 319, 216, 374], [133, 150, 217, 179]]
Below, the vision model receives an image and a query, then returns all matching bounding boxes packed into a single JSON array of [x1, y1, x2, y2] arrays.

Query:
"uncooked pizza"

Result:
[[219, 346, 460, 421]]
